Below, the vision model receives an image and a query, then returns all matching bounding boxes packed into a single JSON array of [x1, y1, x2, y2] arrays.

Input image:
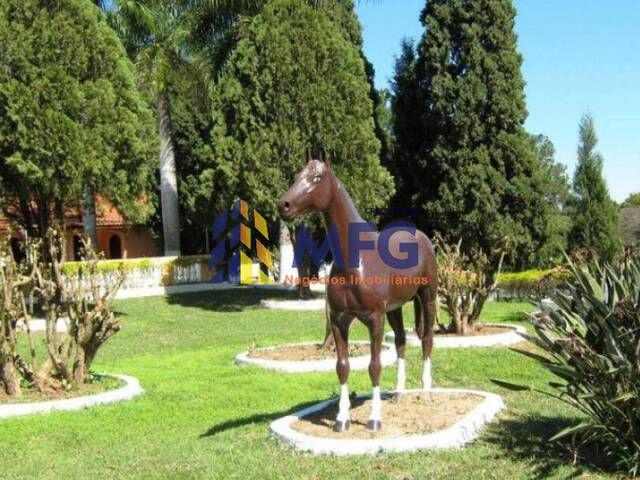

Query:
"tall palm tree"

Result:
[[109, 1, 193, 255]]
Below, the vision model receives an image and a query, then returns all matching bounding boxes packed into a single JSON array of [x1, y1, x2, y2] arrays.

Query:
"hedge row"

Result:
[[497, 268, 570, 298], [61, 255, 212, 286]]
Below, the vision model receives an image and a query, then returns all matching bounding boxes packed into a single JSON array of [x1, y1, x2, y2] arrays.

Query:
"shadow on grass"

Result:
[[166, 287, 302, 312], [200, 399, 322, 437], [485, 414, 610, 479]]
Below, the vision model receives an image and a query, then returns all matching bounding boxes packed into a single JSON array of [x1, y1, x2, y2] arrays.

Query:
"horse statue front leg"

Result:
[[331, 314, 352, 432], [366, 312, 384, 431]]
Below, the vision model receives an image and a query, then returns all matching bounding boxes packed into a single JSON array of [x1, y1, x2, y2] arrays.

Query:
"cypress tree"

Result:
[[388, 39, 424, 219], [212, 0, 393, 297], [212, 0, 393, 221], [569, 114, 621, 260], [531, 134, 572, 267], [392, 0, 551, 271]]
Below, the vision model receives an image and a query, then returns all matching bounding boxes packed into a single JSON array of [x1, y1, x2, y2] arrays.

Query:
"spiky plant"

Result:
[[495, 252, 640, 475]]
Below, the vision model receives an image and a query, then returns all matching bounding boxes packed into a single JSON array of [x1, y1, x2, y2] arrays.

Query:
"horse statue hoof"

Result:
[[334, 420, 351, 432], [367, 419, 382, 431]]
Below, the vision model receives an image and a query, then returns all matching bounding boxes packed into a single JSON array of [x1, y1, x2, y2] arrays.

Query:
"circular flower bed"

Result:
[[0, 374, 143, 419], [270, 388, 505, 455], [235, 341, 397, 373], [384, 323, 526, 348]]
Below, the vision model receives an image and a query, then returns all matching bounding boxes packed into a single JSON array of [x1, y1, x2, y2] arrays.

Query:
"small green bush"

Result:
[[495, 254, 640, 475]]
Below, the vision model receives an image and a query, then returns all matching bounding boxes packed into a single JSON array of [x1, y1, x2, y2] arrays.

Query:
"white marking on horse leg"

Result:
[[422, 358, 432, 391], [395, 358, 406, 393], [336, 384, 350, 422], [369, 386, 382, 422]]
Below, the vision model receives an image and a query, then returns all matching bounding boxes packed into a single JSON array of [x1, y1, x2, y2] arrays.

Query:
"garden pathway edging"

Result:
[[0, 374, 143, 419], [384, 323, 526, 348], [235, 341, 397, 373]]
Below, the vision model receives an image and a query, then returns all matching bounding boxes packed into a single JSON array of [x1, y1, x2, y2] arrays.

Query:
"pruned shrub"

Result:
[[495, 252, 640, 475], [0, 228, 124, 397], [435, 234, 508, 335], [0, 240, 31, 396]]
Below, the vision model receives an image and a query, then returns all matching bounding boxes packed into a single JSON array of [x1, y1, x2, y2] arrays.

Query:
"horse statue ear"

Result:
[[320, 147, 331, 168], [306, 148, 312, 163]]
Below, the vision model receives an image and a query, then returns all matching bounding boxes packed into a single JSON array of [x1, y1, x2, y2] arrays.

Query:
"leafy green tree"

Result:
[[110, 0, 350, 255], [620, 206, 640, 247], [620, 192, 640, 248], [0, 0, 156, 238], [363, 58, 393, 176], [391, 0, 554, 272], [621, 192, 640, 209], [531, 134, 572, 267], [569, 114, 621, 260], [388, 38, 423, 218], [212, 0, 393, 281]]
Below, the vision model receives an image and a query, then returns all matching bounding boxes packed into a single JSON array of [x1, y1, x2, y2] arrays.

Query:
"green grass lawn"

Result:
[[0, 289, 620, 479]]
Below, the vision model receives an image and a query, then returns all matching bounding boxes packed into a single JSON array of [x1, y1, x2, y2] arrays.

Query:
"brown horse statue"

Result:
[[277, 150, 438, 432]]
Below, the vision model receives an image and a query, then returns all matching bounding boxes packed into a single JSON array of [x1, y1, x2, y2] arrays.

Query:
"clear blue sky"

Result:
[[355, 0, 640, 203]]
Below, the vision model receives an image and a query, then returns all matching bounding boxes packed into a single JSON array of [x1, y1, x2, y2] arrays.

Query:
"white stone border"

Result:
[[384, 323, 526, 348], [0, 374, 143, 419], [17, 318, 68, 333], [260, 298, 325, 310], [235, 341, 397, 373], [270, 387, 505, 455]]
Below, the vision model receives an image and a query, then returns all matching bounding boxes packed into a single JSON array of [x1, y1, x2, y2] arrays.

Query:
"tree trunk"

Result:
[[450, 306, 462, 335], [158, 94, 181, 257], [82, 186, 98, 248], [278, 222, 297, 284], [0, 352, 21, 397], [469, 293, 489, 327], [73, 345, 88, 385], [461, 314, 469, 336]]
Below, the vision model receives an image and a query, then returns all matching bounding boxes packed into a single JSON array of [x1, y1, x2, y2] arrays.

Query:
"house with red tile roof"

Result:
[[1, 195, 158, 260]]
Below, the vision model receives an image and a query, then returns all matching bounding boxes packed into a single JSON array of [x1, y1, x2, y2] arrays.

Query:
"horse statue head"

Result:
[[277, 148, 334, 220]]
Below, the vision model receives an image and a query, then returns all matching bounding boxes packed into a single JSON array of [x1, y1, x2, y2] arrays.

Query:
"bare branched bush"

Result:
[[435, 233, 508, 335], [0, 241, 31, 396], [0, 228, 124, 397]]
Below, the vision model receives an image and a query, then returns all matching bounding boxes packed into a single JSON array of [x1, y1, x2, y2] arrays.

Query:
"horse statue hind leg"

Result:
[[387, 283, 436, 399], [386, 307, 407, 394], [415, 283, 437, 390]]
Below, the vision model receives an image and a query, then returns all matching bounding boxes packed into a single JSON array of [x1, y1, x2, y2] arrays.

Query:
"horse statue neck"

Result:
[[323, 171, 364, 227], [323, 171, 367, 268]]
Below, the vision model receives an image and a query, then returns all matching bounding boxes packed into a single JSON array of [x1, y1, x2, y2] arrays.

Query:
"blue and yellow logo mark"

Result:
[[209, 200, 273, 284]]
